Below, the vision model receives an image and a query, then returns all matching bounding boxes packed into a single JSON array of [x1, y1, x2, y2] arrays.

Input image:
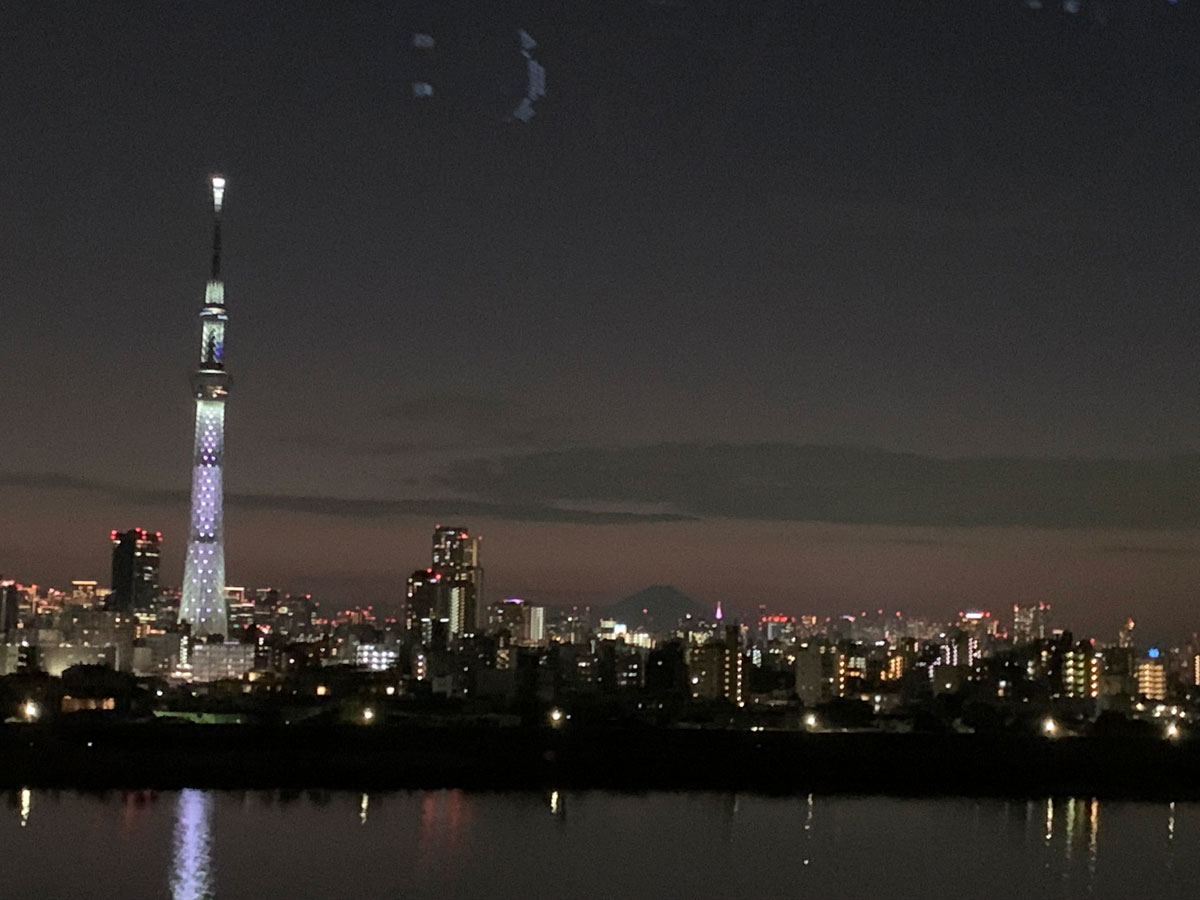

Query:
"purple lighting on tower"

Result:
[[179, 175, 231, 638]]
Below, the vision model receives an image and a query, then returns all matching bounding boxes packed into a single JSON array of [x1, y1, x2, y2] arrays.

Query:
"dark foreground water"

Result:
[[2, 790, 1196, 899]]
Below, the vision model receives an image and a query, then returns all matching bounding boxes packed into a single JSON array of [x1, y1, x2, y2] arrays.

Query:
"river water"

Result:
[[1, 790, 1195, 899]]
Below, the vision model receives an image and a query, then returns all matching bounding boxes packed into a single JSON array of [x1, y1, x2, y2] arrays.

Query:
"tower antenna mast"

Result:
[[210, 175, 225, 280]]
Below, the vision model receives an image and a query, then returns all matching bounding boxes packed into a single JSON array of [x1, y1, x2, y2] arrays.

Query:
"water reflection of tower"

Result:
[[171, 790, 215, 900]]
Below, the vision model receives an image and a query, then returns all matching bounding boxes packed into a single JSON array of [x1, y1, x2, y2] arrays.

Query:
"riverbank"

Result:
[[2, 722, 1198, 799]]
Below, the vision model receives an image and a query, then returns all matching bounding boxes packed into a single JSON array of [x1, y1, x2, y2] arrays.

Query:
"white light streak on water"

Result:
[[171, 789, 214, 900]]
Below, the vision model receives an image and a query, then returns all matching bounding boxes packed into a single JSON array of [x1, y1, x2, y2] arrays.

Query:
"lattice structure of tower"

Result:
[[179, 175, 231, 638]]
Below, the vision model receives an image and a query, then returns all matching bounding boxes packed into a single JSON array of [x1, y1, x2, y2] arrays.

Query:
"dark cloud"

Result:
[[0, 471, 688, 525], [815, 534, 972, 550], [10, 443, 1200, 531], [386, 395, 574, 450], [0, 472, 112, 491], [366, 441, 458, 457], [287, 396, 578, 459], [437, 443, 1200, 530], [280, 433, 459, 459], [0, 472, 181, 506], [1094, 544, 1200, 557], [226, 493, 688, 524]]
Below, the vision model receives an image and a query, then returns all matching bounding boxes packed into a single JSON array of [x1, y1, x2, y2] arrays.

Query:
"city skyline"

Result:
[[3, 2, 1200, 640], [3, 517, 1190, 647]]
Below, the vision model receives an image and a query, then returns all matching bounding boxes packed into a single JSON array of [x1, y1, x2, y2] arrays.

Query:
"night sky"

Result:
[[4, 1, 1200, 639]]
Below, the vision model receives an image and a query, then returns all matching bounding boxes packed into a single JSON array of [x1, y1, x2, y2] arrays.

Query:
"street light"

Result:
[[549, 708, 564, 727], [1042, 717, 1058, 736], [362, 708, 375, 723], [22, 701, 39, 722]]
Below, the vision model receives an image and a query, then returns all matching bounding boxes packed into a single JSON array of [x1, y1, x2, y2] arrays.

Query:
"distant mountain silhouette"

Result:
[[607, 585, 703, 627]]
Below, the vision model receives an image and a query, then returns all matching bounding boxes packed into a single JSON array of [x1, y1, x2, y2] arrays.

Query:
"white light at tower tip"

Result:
[[211, 175, 226, 213]]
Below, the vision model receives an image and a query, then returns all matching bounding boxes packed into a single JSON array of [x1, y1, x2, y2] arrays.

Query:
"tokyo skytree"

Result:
[[179, 175, 231, 638]]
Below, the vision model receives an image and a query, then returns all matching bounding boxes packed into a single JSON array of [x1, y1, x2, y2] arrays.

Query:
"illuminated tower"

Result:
[[179, 175, 230, 638]]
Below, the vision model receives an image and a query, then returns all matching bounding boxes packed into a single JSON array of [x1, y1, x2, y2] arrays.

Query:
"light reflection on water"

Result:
[[171, 789, 214, 900], [2, 789, 1199, 900]]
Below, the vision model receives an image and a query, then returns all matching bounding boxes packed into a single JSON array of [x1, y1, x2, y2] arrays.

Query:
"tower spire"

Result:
[[210, 175, 225, 281]]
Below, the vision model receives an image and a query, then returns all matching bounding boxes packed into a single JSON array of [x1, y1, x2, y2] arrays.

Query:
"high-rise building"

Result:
[[180, 175, 231, 639], [156, 588, 182, 631], [524, 604, 545, 644], [487, 597, 547, 645], [793, 643, 826, 706], [1118, 617, 1136, 649], [489, 597, 526, 635], [226, 586, 254, 635], [645, 640, 689, 701], [883, 649, 908, 683], [1062, 642, 1101, 699], [759, 614, 793, 643], [253, 588, 280, 631], [430, 525, 483, 637], [0, 581, 20, 636], [688, 625, 744, 706], [1012, 602, 1051, 642], [355, 644, 400, 671], [187, 642, 255, 683], [109, 528, 162, 613], [406, 568, 443, 641], [1136, 650, 1166, 701], [945, 630, 980, 668], [958, 609, 998, 639], [794, 641, 844, 703], [70, 580, 101, 608]]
